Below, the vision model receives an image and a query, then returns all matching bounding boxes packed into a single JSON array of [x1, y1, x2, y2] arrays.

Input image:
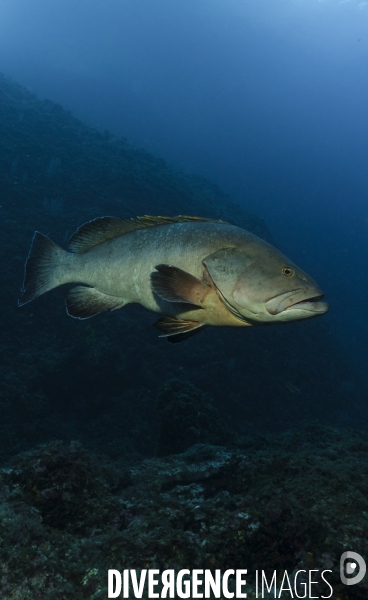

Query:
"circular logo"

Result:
[[340, 552, 366, 586]]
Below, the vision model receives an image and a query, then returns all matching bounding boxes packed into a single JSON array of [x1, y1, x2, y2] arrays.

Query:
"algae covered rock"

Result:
[[1, 424, 368, 598]]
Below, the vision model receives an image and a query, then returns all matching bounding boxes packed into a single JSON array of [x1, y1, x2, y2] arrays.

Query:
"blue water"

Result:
[[1, 0, 366, 371]]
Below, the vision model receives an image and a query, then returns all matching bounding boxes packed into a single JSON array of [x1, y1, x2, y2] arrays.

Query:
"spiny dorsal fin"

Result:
[[68, 215, 227, 253]]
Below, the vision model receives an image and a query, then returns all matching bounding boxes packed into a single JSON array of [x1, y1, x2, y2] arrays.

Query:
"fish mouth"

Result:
[[266, 289, 329, 315]]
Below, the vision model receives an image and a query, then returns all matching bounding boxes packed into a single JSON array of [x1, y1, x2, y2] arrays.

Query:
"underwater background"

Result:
[[0, 1, 368, 598]]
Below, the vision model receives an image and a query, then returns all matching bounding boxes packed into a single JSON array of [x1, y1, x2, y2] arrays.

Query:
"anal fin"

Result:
[[153, 315, 204, 343], [66, 286, 126, 319]]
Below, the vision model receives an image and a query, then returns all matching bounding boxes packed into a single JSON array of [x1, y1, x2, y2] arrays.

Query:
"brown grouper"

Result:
[[19, 215, 329, 342]]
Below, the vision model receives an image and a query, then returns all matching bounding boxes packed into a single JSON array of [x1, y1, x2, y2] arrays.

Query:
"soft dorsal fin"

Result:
[[68, 215, 227, 253]]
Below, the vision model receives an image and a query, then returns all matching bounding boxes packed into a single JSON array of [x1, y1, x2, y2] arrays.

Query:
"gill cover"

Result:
[[203, 247, 257, 316]]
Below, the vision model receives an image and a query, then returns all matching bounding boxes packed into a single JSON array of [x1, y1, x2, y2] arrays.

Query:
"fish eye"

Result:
[[282, 267, 294, 277]]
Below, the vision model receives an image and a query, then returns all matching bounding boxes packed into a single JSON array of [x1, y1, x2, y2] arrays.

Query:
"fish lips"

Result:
[[265, 289, 329, 316]]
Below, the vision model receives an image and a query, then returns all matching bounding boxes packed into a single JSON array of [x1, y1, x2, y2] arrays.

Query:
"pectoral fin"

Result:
[[151, 264, 210, 306], [153, 315, 204, 343], [66, 286, 126, 319]]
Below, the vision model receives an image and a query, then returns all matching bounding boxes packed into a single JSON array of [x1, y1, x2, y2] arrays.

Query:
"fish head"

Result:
[[203, 244, 329, 324]]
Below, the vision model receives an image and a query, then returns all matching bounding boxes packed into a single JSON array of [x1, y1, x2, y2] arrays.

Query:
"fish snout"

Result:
[[265, 288, 328, 316]]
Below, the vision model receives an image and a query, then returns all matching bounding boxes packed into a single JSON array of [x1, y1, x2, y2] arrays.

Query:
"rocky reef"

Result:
[[1, 422, 367, 599]]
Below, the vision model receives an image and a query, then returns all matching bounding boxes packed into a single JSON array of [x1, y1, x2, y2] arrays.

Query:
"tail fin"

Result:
[[19, 232, 65, 306]]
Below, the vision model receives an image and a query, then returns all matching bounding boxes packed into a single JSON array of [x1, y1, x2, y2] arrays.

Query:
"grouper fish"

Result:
[[19, 215, 329, 342]]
